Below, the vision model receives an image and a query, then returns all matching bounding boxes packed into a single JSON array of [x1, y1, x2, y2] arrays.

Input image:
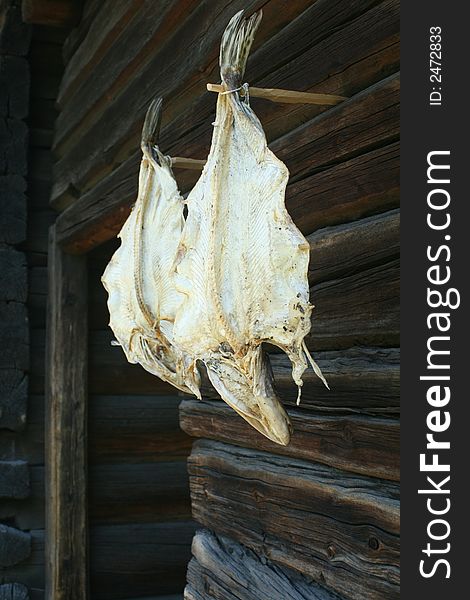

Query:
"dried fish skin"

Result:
[[174, 11, 326, 445], [102, 98, 200, 397]]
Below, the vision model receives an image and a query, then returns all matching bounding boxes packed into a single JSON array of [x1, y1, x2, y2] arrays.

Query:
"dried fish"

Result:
[[173, 11, 327, 446], [102, 98, 200, 397]]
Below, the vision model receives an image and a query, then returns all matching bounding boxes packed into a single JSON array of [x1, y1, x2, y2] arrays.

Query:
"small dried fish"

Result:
[[102, 98, 200, 397]]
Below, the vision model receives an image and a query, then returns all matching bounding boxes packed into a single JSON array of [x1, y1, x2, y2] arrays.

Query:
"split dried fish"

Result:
[[102, 98, 200, 397], [173, 11, 327, 445]]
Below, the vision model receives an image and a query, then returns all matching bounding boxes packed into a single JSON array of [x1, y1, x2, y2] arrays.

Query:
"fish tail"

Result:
[[141, 96, 163, 158], [220, 10, 262, 87]]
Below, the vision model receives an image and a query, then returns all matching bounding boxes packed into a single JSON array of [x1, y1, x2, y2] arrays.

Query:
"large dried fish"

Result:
[[102, 98, 200, 397], [173, 11, 327, 445]]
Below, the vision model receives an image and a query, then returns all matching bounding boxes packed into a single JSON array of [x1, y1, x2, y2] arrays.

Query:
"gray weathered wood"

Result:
[[308, 210, 399, 285], [309, 258, 399, 350], [188, 440, 399, 600], [0, 248, 27, 302], [0, 460, 29, 498], [180, 399, 399, 481], [45, 225, 88, 599], [0, 524, 31, 567], [186, 529, 339, 600], [0, 583, 29, 600]]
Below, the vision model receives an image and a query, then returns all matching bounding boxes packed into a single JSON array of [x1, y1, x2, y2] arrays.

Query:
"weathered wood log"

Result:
[[45, 225, 88, 599], [308, 209, 399, 285], [0, 248, 27, 303], [309, 258, 399, 350], [0, 0, 32, 56], [0, 369, 28, 431], [0, 583, 29, 600], [21, 1, 81, 28], [180, 399, 399, 481], [186, 529, 339, 600], [51, 0, 398, 209], [289, 141, 399, 235], [0, 460, 29, 498], [61, 0, 104, 64], [0, 56, 30, 119], [89, 395, 193, 463], [0, 524, 31, 567], [89, 521, 197, 598], [0, 529, 44, 591], [188, 440, 399, 600], [0, 175, 27, 245]]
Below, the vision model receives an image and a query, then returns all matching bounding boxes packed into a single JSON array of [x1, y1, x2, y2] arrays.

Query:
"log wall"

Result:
[[11, 1, 400, 598]]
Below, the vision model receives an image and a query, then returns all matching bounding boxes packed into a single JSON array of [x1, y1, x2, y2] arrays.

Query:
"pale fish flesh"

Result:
[[173, 11, 328, 446], [102, 98, 201, 397]]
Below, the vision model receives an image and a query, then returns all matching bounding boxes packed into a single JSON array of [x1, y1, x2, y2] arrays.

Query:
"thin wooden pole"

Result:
[[171, 156, 206, 170], [45, 224, 89, 599], [207, 83, 347, 105]]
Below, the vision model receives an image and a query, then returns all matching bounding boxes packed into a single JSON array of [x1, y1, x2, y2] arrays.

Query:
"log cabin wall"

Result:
[[48, 1, 398, 599]]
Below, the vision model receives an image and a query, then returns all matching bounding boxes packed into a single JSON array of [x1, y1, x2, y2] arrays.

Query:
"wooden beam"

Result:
[[180, 399, 400, 481], [170, 156, 206, 170], [207, 82, 347, 105], [22, 0, 81, 28], [45, 224, 88, 599]]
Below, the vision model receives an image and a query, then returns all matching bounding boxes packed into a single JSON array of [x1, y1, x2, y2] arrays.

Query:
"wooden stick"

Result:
[[171, 156, 206, 170], [207, 83, 347, 105]]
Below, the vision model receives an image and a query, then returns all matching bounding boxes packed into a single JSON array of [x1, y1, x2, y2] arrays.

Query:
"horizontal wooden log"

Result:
[[0, 248, 27, 303], [0, 175, 27, 245], [308, 209, 399, 285], [61, 0, 103, 64], [0, 524, 31, 567], [55, 78, 398, 254], [186, 529, 339, 600], [289, 141, 399, 235], [180, 399, 399, 481], [51, 0, 398, 209], [0, 583, 29, 600], [88, 395, 193, 463], [309, 258, 399, 350], [0, 460, 29, 498], [0, 369, 28, 431], [89, 522, 197, 599], [21, 0, 81, 27], [0, 530, 44, 591], [0, 56, 30, 119], [188, 440, 399, 600]]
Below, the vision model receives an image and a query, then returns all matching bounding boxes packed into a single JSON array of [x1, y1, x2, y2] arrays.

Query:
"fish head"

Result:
[[205, 349, 292, 446]]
